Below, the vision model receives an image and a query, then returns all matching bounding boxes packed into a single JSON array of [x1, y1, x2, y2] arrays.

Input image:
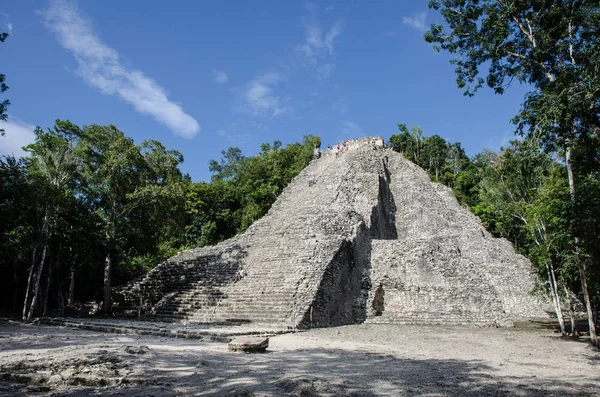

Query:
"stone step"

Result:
[[366, 312, 496, 326], [155, 304, 291, 314], [183, 302, 294, 310], [149, 313, 288, 323], [165, 295, 294, 304]]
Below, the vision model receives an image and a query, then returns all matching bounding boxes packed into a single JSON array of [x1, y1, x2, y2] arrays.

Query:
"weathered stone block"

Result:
[[228, 336, 269, 352]]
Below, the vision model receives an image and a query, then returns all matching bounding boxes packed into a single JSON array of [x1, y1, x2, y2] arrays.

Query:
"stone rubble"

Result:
[[0, 345, 146, 391]]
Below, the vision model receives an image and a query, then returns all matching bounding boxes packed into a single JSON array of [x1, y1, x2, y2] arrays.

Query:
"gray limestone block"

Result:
[[228, 336, 269, 352]]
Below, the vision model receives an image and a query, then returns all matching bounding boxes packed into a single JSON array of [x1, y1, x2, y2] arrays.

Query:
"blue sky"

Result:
[[1, 0, 530, 182]]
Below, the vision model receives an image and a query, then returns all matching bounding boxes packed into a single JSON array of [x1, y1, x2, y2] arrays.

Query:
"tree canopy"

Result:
[[0, 120, 319, 317], [425, 0, 600, 345], [0, 30, 10, 136]]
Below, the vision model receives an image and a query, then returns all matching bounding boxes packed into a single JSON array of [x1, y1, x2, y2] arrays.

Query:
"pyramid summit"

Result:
[[114, 137, 551, 327]]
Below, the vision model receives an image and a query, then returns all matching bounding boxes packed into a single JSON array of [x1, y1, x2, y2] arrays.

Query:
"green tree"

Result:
[[422, 134, 448, 181], [426, 0, 600, 345], [389, 124, 416, 161], [443, 142, 470, 187], [0, 30, 10, 136], [476, 138, 574, 333], [21, 121, 81, 319], [76, 124, 185, 314], [388, 124, 426, 164], [0, 156, 36, 312]]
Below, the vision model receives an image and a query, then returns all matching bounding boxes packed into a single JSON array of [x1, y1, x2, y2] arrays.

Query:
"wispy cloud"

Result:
[[41, 0, 200, 138], [341, 121, 362, 136], [402, 11, 428, 32], [238, 72, 289, 117], [235, 9, 342, 119], [213, 69, 229, 84], [0, 118, 36, 158], [1, 13, 12, 34], [316, 63, 335, 80], [297, 18, 343, 63]]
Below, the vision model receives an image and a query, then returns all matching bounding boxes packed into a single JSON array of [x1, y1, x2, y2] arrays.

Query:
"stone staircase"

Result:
[[114, 139, 551, 328], [114, 142, 388, 327]]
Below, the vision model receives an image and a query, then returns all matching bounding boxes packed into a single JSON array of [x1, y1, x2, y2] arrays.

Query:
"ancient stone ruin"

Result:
[[114, 137, 551, 328]]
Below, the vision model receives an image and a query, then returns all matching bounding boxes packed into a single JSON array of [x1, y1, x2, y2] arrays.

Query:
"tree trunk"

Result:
[[22, 246, 37, 320], [578, 261, 596, 344], [102, 251, 112, 314], [67, 263, 75, 306], [42, 259, 55, 317], [546, 261, 566, 335], [564, 286, 578, 338], [58, 291, 64, 316], [27, 214, 50, 320], [27, 243, 47, 320], [565, 146, 597, 346], [56, 265, 65, 316], [12, 265, 19, 314]]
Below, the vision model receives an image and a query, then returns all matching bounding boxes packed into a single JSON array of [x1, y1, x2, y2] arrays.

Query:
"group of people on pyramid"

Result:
[[324, 136, 383, 159]]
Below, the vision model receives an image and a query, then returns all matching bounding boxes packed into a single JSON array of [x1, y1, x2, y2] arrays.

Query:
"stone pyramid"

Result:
[[114, 138, 551, 327]]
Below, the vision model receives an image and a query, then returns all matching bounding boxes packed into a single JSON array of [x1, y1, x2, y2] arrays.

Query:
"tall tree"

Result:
[[76, 124, 185, 314], [0, 30, 9, 136], [426, 0, 600, 345], [389, 124, 416, 161], [0, 156, 36, 312], [21, 121, 81, 319], [422, 134, 448, 181], [476, 138, 573, 334]]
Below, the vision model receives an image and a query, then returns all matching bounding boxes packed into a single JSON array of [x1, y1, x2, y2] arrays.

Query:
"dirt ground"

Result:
[[0, 319, 598, 396]]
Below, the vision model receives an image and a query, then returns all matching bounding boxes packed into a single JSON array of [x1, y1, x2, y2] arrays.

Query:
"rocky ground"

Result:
[[0, 318, 598, 396]]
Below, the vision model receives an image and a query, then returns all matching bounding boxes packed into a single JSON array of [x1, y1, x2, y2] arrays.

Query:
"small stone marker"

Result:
[[228, 336, 269, 353]]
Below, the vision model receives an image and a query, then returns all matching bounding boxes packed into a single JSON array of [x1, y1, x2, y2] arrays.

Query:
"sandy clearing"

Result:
[[0, 320, 598, 396]]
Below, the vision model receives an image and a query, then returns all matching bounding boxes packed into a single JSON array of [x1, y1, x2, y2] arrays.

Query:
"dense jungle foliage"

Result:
[[0, 120, 319, 318], [422, 0, 600, 344]]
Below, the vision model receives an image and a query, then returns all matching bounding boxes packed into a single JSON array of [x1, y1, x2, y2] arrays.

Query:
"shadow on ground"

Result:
[[36, 350, 600, 396], [1, 323, 598, 397]]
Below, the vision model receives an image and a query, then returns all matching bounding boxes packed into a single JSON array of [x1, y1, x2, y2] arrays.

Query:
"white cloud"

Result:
[[238, 72, 289, 117], [0, 13, 12, 34], [213, 69, 229, 84], [236, 11, 342, 118], [297, 19, 343, 62], [316, 63, 335, 80], [41, 0, 200, 138], [341, 121, 362, 137], [0, 118, 36, 158], [402, 11, 428, 32]]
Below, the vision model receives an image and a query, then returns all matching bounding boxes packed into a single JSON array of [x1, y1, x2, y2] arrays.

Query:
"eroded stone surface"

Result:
[[113, 138, 551, 328], [228, 336, 269, 352]]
